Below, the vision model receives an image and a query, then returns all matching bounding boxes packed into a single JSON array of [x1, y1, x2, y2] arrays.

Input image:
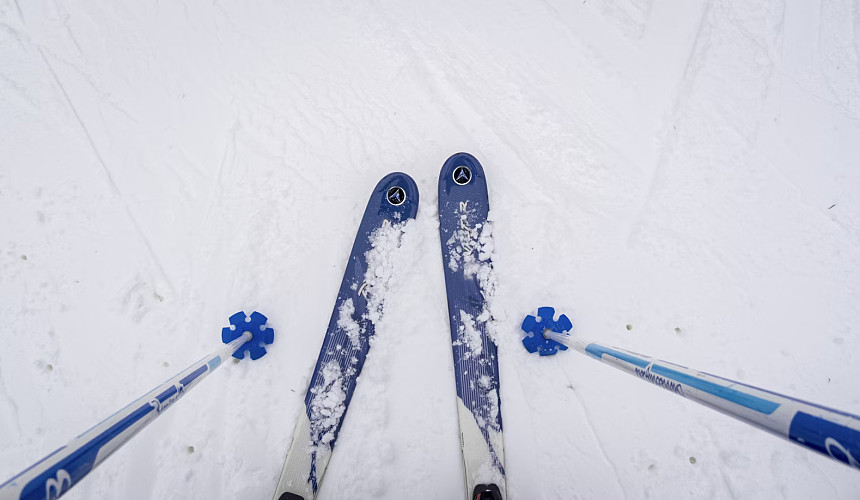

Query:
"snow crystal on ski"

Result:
[[309, 361, 347, 448], [456, 310, 484, 358], [337, 298, 361, 350], [362, 219, 410, 324]]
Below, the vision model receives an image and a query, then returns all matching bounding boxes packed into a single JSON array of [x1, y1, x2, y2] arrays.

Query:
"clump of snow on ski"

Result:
[[337, 299, 361, 350], [273, 174, 418, 500], [456, 310, 484, 357], [363, 219, 409, 324], [308, 361, 347, 450]]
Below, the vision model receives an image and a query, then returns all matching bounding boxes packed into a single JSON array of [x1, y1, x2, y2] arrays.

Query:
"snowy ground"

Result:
[[2, 1, 860, 498]]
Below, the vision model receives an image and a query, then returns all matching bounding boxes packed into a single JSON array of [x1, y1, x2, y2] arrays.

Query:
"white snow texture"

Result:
[[2, 1, 860, 499]]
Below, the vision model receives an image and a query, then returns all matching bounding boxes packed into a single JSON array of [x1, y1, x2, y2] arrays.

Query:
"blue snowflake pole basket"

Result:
[[222, 311, 275, 360], [0, 311, 274, 500], [522, 307, 860, 472], [521, 306, 571, 356]]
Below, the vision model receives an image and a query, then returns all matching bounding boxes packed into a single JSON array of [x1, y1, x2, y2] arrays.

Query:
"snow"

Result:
[[2, 1, 860, 499], [362, 219, 410, 325], [309, 361, 346, 449], [456, 309, 484, 358], [336, 298, 360, 350]]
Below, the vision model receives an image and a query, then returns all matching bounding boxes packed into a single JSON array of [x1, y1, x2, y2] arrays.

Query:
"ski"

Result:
[[272, 173, 419, 500], [437, 153, 507, 500]]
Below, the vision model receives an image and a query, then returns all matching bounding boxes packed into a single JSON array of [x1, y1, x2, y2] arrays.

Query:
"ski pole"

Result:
[[0, 311, 275, 500], [521, 307, 860, 471]]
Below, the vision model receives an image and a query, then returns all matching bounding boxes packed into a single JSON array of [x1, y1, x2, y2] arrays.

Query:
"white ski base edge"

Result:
[[457, 398, 507, 499], [273, 410, 332, 500]]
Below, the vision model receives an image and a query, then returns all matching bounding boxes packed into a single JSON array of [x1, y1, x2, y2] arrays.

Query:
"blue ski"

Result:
[[273, 173, 419, 500], [438, 153, 507, 500]]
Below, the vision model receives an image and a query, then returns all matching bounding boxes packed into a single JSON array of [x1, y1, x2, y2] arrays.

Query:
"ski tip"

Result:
[[472, 483, 503, 500], [439, 152, 486, 193], [371, 171, 419, 220], [521, 306, 570, 356], [222, 310, 275, 361]]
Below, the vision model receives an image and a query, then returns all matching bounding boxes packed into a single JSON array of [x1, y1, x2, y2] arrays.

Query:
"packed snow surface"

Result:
[[2, 1, 860, 499]]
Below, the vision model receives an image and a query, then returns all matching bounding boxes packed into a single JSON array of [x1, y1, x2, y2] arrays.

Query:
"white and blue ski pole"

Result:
[[522, 307, 860, 471], [0, 311, 274, 500]]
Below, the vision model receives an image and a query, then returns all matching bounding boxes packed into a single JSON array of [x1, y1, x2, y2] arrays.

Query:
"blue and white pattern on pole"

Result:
[[541, 328, 860, 472], [222, 311, 274, 360], [521, 306, 571, 356], [0, 311, 273, 500]]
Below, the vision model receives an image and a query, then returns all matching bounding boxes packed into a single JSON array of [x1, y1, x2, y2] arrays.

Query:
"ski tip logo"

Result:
[[452, 166, 472, 186], [386, 186, 406, 206]]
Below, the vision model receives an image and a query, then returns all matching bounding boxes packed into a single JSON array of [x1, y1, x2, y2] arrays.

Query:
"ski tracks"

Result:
[[623, 0, 711, 247], [559, 369, 629, 499], [363, 1, 563, 204], [37, 47, 176, 295]]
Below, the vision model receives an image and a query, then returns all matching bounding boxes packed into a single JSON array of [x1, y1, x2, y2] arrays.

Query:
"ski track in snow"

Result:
[[2, 0, 860, 498]]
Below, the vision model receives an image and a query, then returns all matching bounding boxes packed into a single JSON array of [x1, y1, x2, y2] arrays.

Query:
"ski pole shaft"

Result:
[[545, 331, 860, 471], [0, 332, 251, 500]]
